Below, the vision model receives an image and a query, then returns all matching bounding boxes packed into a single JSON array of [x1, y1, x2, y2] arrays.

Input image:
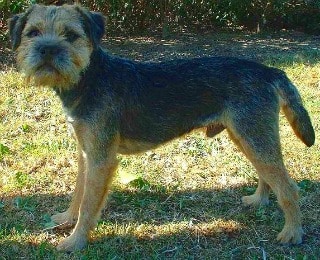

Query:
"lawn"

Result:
[[0, 31, 319, 259]]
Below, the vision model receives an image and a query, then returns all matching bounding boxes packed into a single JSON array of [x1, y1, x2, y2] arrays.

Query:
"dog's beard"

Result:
[[17, 41, 91, 89], [23, 58, 81, 88]]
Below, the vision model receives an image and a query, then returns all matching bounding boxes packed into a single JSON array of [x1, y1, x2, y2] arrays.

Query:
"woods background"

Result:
[[1, 0, 320, 37]]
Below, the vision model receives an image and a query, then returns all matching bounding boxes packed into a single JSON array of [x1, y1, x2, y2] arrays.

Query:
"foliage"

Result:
[[77, 0, 320, 34], [0, 0, 35, 22], [224, 0, 320, 34], [1, 0, 319, 34]]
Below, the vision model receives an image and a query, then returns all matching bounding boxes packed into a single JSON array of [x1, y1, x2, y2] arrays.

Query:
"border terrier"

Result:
[[9, 4, 315, 251]]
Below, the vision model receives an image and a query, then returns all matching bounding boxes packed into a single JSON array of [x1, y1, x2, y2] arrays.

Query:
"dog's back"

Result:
[[91, 54, 314, 148]]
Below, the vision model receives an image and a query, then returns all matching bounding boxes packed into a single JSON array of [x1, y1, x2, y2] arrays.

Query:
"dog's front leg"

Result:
[[52, 145, 85, 226], [57, 123, 119, 251]]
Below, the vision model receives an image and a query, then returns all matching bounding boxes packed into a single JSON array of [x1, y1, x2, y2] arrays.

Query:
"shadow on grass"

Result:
[[2, 31, 320, 73], [1, 30, 319, 258], [1, 180, 319, 258], [103, 32, 320, 68]]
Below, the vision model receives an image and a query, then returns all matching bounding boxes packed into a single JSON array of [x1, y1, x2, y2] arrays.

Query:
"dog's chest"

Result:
[[66, 115, 76, 137]]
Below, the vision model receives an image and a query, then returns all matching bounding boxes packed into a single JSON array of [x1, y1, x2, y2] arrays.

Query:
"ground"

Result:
[[0, 31, 319, 259]]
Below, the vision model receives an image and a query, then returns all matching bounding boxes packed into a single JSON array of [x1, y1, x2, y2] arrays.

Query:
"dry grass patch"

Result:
[[1, 32, 320, 259]]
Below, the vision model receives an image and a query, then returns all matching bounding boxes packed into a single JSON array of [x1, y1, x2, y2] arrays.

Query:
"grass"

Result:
[[0, 32, 320, 259]]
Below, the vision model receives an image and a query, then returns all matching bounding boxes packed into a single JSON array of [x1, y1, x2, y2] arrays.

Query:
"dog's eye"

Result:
[[27, 29, 41, 38], [64, 31, 80, 42]]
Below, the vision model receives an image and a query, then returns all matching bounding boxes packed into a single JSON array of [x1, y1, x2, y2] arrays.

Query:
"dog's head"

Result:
[[9, 4, 105, 88]]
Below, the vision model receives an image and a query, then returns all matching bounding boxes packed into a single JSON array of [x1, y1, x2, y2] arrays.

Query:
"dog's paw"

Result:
[[57, 233, 87, 252], [242, 194, 269, 207], [51, 211, 77, 226], [277, 226, 303, 245]]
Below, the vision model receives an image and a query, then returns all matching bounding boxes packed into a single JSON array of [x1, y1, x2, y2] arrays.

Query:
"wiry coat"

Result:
[[9, 4, 315, 252]]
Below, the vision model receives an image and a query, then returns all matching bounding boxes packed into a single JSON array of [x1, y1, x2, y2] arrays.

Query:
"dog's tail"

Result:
[[276, 70, 315, 147]]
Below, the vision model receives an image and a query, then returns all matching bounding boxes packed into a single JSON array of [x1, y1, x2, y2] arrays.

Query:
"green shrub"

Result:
[[1, 0, 319, 35], [77, 0, 320, 34]]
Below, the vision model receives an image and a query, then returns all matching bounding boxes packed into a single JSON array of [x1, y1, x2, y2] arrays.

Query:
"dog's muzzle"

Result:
[[38, 43, 65, 62], [31, 38, 69, 72]]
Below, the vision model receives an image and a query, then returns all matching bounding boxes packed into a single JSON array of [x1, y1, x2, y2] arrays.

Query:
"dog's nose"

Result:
[[38, 44, 62, 60]]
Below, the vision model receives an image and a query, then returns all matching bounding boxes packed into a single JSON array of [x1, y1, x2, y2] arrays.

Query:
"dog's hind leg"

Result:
[[242, 178, 270, 206], [226, 110, 303, 244], [228, 130, 270, 206]]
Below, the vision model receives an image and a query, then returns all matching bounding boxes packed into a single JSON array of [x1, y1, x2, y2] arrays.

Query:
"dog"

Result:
[[9, 4, 315, 251]]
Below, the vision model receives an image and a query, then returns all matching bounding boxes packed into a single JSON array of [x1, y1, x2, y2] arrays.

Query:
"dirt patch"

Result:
[[101, 31, 320, 63], [1, 31, 319, 71]]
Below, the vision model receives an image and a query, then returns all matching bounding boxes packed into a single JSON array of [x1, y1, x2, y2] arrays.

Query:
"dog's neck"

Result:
[[53, 47, 107, 117]]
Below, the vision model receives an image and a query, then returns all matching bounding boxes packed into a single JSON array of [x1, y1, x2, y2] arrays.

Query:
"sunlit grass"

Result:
[[1, 33, 320, 258]]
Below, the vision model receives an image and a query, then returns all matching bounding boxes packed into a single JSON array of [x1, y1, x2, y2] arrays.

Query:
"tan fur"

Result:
[[227, 125, 303, 244], [118, 138, 160, 154], [52, 119, 119, 250], [15, 6, 92, 88]]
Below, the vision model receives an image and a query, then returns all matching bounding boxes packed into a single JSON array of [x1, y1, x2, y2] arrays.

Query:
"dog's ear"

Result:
[[8, 5, 35, 50], [75, 6, 105, 49]]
